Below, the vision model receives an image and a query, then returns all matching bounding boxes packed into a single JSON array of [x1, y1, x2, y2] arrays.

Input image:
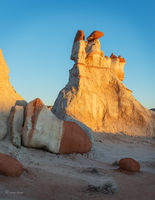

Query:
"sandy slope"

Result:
[[0, 133, 155, 200]]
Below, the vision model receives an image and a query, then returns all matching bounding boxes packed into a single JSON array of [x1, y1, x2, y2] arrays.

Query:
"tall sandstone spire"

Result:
[[0, 49, 25, 140], [52, 30, 155, 137]]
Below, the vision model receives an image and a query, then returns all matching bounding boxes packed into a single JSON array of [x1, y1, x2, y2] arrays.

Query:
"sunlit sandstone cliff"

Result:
[[52, 30, 155, 137], [0, 49, 25, 140]]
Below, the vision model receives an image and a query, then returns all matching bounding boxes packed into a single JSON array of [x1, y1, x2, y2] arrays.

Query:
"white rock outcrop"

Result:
[[22, 98, 92, 154], [52, 30, 155, 137], [0, 49, 26, 140], [10, 105, 24, 147]]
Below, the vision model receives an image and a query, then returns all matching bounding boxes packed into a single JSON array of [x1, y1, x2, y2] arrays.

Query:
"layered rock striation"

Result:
[[52, 30, 155, 137], [0, 49, 26, 140]]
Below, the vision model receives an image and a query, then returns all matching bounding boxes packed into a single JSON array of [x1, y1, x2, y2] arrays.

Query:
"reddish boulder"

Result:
[[59, 121, 92, 154], [0, 153, 24, 176], [73, 30, 85, 43], [119, 158, 140, 172], [87, 31, 104, 41]]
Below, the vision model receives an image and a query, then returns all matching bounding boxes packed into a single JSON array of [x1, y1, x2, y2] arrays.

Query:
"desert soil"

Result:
[[0, 133, 155, 200]]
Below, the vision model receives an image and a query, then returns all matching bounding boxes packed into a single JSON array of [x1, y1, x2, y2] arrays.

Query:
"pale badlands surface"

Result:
[[0, 133, 155, 200]]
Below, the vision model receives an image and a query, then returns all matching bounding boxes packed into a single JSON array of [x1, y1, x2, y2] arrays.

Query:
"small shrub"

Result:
[[82, 167, 100, 175], [112, 160, 119, 166], [86, 181, 117, 194]]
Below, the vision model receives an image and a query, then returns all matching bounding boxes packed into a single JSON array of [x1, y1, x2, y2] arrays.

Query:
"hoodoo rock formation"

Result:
[[52, 30, 155, 137], [0, 49, 26, 140], [22, 98, 92, 154]]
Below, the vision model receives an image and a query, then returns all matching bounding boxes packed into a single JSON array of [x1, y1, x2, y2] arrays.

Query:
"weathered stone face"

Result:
[[71, 40, 87, 64], [10, 105, 24, 148], [22, 98, 63, 153], [22, 98, 92, 154], [0, 49, 26, 140]]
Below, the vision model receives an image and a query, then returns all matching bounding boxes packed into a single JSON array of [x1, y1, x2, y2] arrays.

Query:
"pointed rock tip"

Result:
[[87, 30, 104, 41], [34, 97, 44, 104], [0, 48, 7, 66], [110, 54, 125, 62], [29, 98, 44, 108], [73, 30, 85, 43], [110, 53, 117, 59], [0, 48, 4, 58]]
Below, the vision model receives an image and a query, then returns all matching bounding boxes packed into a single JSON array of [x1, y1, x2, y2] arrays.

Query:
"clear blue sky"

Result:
[[0, 0, 154, 108]]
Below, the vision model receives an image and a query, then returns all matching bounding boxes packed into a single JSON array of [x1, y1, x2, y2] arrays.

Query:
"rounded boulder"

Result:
[[119, 158, 140, 172], [87, 30, 104, 41], [0, 153, 24, 177]]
